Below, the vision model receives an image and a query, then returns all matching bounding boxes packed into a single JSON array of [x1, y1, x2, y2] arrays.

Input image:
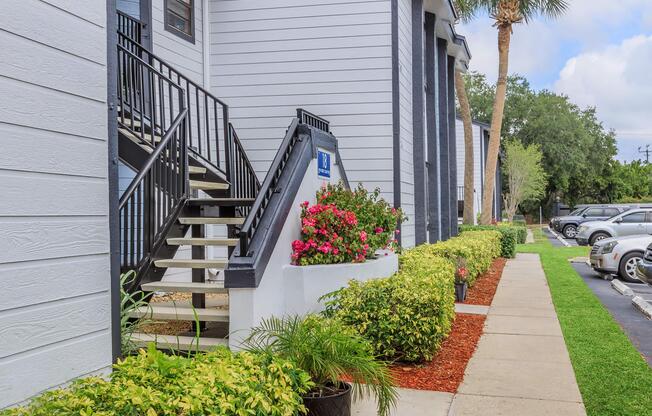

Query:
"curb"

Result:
[[611, 280, 634, 296], [632, 296, 652, 320], [547, 226, 571, 247]]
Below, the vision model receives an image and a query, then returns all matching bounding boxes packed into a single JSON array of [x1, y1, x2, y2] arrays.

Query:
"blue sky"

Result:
[[458, 0, 652, 162]]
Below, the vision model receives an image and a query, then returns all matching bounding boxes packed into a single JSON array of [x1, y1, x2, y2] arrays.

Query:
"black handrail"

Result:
[[237, 118, 301, 256], [297, 108, 330, 133], [228, 124, 261, 213], [117, 10, 144, 46]]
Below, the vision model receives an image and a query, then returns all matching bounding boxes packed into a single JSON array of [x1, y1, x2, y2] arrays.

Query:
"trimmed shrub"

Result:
[[323, 257, 455, 363], [403, 230, 501, 285], [511, 225, 527, 244], [2, 345, 312, 416], [459, 224, 519, 258]]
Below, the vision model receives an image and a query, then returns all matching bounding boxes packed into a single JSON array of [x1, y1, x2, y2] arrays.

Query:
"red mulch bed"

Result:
[[387, 257, 506, 392], [389, 313, 485, 392], [463, 257, 507, 306]]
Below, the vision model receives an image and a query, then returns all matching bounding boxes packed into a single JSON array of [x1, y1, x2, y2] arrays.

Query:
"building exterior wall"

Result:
[[0, 0, 112, 407], [209, 0, 395, 203], [455, 120, 484, 223]]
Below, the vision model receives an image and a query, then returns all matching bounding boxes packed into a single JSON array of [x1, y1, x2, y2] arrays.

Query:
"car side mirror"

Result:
[[614, 218, 623, 223], [582, 214, 587, 218]]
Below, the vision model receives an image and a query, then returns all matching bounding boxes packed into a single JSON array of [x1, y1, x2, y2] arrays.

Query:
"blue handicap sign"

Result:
[[317, 150, 331, 179]]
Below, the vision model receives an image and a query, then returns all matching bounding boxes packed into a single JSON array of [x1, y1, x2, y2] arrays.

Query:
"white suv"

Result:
[[576, 209, 652, 246]]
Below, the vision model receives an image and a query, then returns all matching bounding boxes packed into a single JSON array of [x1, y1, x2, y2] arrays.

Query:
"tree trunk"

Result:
[[455, 69, 475, 225], [480, 24, 511, 225]]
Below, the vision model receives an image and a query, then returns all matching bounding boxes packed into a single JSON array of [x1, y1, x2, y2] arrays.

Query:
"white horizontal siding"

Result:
[[455, 119, 483, 223], [152, 0, 205, 85], [210, 0, 394, 199], [0, 0, 111, 408]]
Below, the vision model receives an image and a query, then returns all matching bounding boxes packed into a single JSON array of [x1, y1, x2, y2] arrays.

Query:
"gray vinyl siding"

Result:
[[152, 0, 205, 84], [0, 0, 111, 408], [455, 120, 485, 223], [117, 0, 140, 19], [397, 0, 415, 247], [209, 0, 395, 203]]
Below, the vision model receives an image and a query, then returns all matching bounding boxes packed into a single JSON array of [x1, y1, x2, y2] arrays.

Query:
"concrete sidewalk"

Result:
[[450, 253, 586, 415]]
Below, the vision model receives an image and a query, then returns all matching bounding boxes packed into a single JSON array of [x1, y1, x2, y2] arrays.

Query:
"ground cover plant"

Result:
[[518, 229, 652, 416], [2, 345, 312, 416]]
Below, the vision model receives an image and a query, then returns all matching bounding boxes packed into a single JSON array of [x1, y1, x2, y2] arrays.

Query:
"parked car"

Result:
[[589, 235, 652, 282], [635, 243, 652, 285], [552, 206, 628, 239], [576, 208, 652, 246]]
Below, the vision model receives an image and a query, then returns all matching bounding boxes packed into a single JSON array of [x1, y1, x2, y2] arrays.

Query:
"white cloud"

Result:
[[553, 35, 652, 146]]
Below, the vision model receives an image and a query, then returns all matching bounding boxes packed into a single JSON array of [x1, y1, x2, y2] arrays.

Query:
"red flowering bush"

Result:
[[291, 202, 369, 266], [317, 183, 405, 255]]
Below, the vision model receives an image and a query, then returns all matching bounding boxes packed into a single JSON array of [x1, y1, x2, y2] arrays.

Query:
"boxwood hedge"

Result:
[[459, 224, 524, 258]]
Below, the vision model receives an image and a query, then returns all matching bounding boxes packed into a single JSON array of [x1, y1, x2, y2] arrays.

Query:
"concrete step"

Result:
[[154, 259, 228, 268], [167, 237, 239, 246], [129, 305, 229, 322], [130, 332, 227, 351], [178, 217, 244, 225], [189, 166, 207, 174], [141, 281, 226, 293], [187, 198, 255, 207], [189, 180, 229, 191]]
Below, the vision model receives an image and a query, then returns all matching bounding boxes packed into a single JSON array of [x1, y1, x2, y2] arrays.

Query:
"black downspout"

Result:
[[425, 13, 439, 243], [437, 37, 450, 241], [412, 0, 426, 245], [107, 0, 121, 362], [447, 55, 458, 236]]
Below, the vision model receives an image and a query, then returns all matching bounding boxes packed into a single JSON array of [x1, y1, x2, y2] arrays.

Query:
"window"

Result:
[[165, 0, 194, 43], [604, 208, 621, 217], [584, 208, 603, 217], [620, 212, 646, 223]]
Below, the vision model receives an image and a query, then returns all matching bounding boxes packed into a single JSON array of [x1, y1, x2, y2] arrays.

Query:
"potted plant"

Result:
[[454, 257, 469, 302], [243, 315, 397, 416]]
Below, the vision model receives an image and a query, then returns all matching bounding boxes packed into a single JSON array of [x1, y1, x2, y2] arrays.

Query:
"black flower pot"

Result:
[[303, 382, 352, 416], [455, 282, 468, 302]]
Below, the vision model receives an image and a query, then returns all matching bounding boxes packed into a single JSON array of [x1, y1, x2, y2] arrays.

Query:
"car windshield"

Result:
[[606, 211, 622, 221], [569, 208, 585, 216]]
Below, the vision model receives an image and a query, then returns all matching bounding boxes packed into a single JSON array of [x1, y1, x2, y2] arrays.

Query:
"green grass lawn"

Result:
[[518, 229, 652, 416]]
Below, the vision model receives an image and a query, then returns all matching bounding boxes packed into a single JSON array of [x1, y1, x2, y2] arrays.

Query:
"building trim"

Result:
[[447, 54, 458, 236], [411, 0, 426, 245], [425, 12, 439, 243], [140, 0, 154, 50], [391, 0, 402, 245], [437, 37, 450, 241], [164, 0, 196, 44], [106, 0, 121, 362]]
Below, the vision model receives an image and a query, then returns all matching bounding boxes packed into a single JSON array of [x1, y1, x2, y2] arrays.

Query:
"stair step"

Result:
[[187, 198, 255, 207], [190, 180, 229, 191], [154, 259, 228, 268], [141, 281, 226, 293], [130, 333, 227, 351], [129, 305, 229, 322], [178, 217, 244, 225], [118, 118, 142, 129], [189, 166, 207, 174], [167, 237, 239, 246]]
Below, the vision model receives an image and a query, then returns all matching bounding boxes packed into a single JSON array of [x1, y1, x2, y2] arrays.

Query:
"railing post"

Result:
[[223, 106, 233, 194]]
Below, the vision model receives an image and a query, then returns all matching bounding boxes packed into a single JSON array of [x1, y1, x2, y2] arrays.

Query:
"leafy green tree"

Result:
[[502, 141, 547, 221], [454, 0, 568, 224]]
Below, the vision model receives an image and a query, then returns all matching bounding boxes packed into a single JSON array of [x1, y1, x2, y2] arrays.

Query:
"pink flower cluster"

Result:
[[291, 202, 369, 266]]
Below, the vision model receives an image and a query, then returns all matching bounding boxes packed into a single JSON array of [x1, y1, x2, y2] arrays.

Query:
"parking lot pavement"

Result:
[[543, 227, 579, 247], [571, 262, 652, 366]]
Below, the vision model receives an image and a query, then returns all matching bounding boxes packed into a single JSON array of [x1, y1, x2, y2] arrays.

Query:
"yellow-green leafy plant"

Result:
[[323, 257, 455, 363], [2, 345, 312, 416]]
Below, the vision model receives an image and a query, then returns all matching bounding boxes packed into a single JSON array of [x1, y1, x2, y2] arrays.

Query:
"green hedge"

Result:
[[459, 224, 522, 258], [323, 256, 455, 363], [2, 346, 312, 416], [405, 230, 502, 285]]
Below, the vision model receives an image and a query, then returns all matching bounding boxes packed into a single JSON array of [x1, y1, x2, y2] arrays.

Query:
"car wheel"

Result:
[[618, 252, 643, 283], [562, 224, 578, 239], [589, 232, 610, 246]]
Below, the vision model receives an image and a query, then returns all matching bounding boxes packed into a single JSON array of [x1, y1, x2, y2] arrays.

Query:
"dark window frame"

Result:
[[164, 0, 195, 44]]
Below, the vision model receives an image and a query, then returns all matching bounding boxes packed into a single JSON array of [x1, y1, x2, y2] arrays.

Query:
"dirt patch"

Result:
[[389, 313, 485, 392], [464, 257, 506, 306]]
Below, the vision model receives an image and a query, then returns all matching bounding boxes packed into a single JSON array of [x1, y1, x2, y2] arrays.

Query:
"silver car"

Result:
[[589, 235, 652, 282], [576, 209, 652, 246]]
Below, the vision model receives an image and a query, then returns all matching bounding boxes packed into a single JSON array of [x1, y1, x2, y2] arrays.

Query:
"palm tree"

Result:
[[455, 69, 475, 225], [455, 0, 568, 224]]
